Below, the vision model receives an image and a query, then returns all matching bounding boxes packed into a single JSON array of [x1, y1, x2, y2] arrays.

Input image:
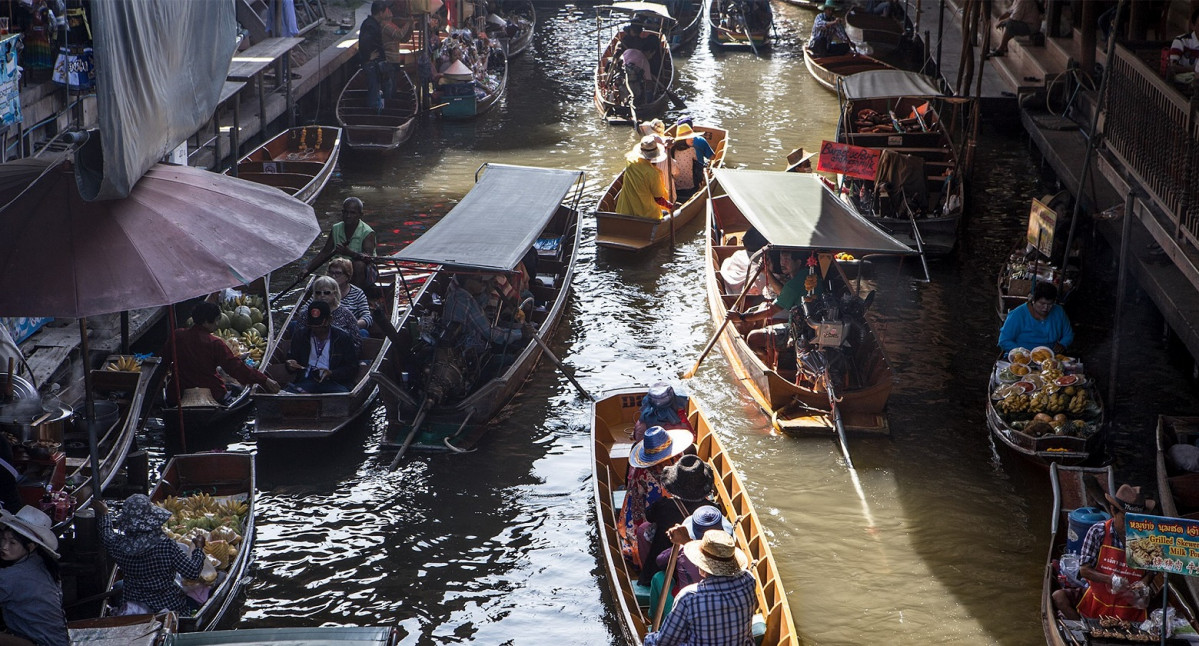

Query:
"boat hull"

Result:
[[708, 0, 772, 49], [594, 26, 675, 123], [591, 387, 798, 645], [803, 48, 893, 91], [336, 69, 419, 152], [1156, 416, 1199, 608], [227, 126, 342, 205]]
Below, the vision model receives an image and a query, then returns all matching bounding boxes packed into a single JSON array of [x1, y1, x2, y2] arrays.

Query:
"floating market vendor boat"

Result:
[[592, 387, 798, 644], [1156, 415, 1199, 606], [373, 163, 585, 457], [835, 70, 971, 257], [651, 0, 702, 51], [595, 121, 727, 252], [101, 451, 255, 632], [986, 347, 1106, 467], [251, 272, 400, 440], [997, 194, 1078, 320], [336, 68, 419, 151], [708, 0, 773, 51], [484, 0, 535, 58], [594, 3, 677, 125], [704, 170, 915, 447], [432, 24, 508, 120], [802, 48, 893, 92], [843, 5, 909, 58], [225, 126, 341, 205]]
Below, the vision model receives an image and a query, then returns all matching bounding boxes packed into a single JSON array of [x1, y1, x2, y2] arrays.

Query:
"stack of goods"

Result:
[[102, 356, 143, 372], [990, 346, 1101, 437], [156, 494, 246, 588], [191, 294, 268, 366]]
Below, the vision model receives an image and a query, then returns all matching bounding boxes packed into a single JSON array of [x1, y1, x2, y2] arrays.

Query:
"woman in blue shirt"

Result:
[[998, 281, 1074, 353]]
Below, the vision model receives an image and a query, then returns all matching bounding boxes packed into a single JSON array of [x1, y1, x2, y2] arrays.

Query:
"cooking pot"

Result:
[[0, 401, 73, 444]]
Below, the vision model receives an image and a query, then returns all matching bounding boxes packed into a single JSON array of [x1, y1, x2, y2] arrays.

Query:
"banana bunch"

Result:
[[1067, 389, 1089, 414], [1030, 390, 1050, 413], [835, 252, 855, 261], [204, 539, 238, 570], [1042, 367, 1063, 382], [997, 393, 1030, 414], [185, 493, 219, 514], [157, 496, 186, 516], [1046, 392, 1068, 414], [104, 356, 141, 372]]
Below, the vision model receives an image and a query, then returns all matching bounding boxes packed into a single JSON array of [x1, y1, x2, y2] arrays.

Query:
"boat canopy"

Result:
[[709, 169, 917, 255], [838, 70, 945, 100], [600, 2, 675, 21], [393, 164, 584, 271]]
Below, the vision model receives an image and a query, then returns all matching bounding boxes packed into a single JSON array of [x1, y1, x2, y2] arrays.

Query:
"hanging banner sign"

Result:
[[817, 141, 881, 180], [1026, 198, 1057, 257], [1124, 513, 1199, 576]]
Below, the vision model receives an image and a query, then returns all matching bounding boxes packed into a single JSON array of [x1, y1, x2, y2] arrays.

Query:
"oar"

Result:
[[681, 248, 766, 379], [899, 192, 932, 283], [653, 543, 680, 630], [389, 398, 431, 471], [528, 329, 593, 401], [823, 361, 854, 470], [666, 132, 676, 251], [270, 269, 316, 307]]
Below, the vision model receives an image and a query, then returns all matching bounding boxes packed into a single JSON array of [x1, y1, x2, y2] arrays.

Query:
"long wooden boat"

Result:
[[705, 170, 914, 437], [335, 68, 419, 152], [102, 452, 256, 632], [652, 0, 702, 51], [592, 387, 798, 644], [432, 38, 508, 119], [160, 278, 273, 438], [844, 6, 907, 58], [373, 164, 585, 453], [1041, 463, 1117, 646], [251, 272, 399, 440], [595, 122, 728, 252], [776, 0, 822, 10], [985, 349, 1106, 467], [225, 126, 341, 205], [835, 70, 969, 256], [170, 626, 399, 645], [1156, 415, 1199, 606], [594, 3, 676, 124], [484, 0, 535, 58], [997, 249, 1077, 321], [69, 613, 178, 645], [802, 47, 894, 92], [709, 0, 772, 50]]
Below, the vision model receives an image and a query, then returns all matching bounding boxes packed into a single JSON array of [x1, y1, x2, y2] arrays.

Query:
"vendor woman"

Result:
[[998, 281, 1074, 353]]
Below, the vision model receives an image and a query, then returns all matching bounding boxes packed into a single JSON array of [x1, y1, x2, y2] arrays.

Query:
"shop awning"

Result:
[[709, 169, 917, 255], [838, 70, 945, 100], [392, 164, 584, 271]]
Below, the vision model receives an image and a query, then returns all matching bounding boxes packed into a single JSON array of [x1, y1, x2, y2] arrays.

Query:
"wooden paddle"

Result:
[[270, 269, 316, 307], [682, 248, 767, 379], [653, 543, 680, 630], [528, 329, 593, 401]]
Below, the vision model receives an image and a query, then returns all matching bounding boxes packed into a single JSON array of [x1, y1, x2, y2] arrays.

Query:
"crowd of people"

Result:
[[614, 118, 715, 221]]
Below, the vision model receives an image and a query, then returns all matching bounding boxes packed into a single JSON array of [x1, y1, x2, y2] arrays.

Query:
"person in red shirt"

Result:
[[165, 301, 280, 405]]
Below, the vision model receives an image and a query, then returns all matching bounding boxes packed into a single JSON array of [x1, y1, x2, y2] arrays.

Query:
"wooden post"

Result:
[[1079, 0, 1096, 75]]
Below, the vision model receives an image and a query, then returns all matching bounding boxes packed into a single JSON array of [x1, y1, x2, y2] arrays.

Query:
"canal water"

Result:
[[145, 3, 1199, 644]]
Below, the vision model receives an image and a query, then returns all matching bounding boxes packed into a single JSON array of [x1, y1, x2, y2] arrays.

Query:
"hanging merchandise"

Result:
[[50, 45, 93, 90], [0, 33, 22, 127]]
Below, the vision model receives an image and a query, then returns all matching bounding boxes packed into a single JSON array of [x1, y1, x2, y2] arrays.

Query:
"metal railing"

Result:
[[1103, 44, 1199, 247]]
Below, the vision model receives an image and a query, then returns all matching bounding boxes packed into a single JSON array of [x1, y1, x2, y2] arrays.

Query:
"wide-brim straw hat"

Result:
[[0, 505, 60, 558], [628, 426, 692, 468], [632, 135, 667, 164], [115, 493, 172, 534], [785, 148, 818, 172], [180, 387, 221, 408], [684, 529, 749, 577], [673, 124, 700, 140], [1105, 484, 1156, 514], [442, 59, 474, 80], [662, 454, 714, 502]]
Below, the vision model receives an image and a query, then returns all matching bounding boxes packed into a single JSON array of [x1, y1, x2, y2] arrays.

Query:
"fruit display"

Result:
[[216, 294, 268, 364], [157, 493, 247, 581], [990, 350, 1100, 438], [103, 356, 142, 372]]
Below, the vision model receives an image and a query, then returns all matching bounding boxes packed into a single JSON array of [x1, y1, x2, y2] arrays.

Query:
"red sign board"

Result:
[[816, 141, 881, 180]]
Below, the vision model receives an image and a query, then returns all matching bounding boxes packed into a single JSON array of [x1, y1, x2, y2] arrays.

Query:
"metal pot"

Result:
[[0, 401, 73, 444]]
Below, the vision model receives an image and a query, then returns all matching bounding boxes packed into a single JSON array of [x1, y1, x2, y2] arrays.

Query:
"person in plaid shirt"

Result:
[[94, 494, 207, 615], [645, 530, 756, 646]]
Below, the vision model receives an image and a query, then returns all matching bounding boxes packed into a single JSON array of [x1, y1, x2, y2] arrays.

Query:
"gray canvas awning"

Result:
[[602, 2, 676, 20], [709, 169, 917, 255], [839, 70, 945, 100], [393, 164, 584, 271]]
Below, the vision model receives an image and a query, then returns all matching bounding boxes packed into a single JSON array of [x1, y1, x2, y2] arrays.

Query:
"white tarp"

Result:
[[75, 0, 237, 201]]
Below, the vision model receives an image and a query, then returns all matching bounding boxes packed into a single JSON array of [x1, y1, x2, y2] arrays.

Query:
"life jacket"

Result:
[[1076, 518, 1148, 622]]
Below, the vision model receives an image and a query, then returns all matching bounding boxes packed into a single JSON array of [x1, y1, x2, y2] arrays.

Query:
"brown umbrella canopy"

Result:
[[0, 157, 319, 318]]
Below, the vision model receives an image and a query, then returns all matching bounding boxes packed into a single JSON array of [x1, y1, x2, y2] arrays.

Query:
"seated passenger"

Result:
[[619, 426, 692, 572], [328, 258, 374, 335], [284, 300, 360, 394], [639, 455, 715, 586], [0, 506, 69, 646], [734, 250, 820, 355], [997, 281, 1073, 354], [634, 382, 694, 441], [650, 505, 735, 619], [620, 47, 654, 104], [442, 275, 529, 354], [719, 227, 770, 297], [643, 530, 755, 646], [294, 276, 362, 351], [615, 137, 672, 220]]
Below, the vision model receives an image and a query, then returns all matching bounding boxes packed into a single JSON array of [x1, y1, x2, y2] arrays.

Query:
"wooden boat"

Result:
[[591, 387, 798, 644], [335, 68, 419, 152], [776, 0, 822, 9], [1156, 415, 1199, 606], [68, 613, 177, 645], [160, 278, 273, 438], [1041, 463, 1117, 646], [835, 70, 970, 256], [709, 0, 773, 51], [844, 6, 907, 58], [432, 31, 508, 120], [484, 0, 535, 58], [251, 272, 399, 440], [225, 126, 341, 205], [103, 452, 256, 632], [985, 351, 1105, 467], [373, 163, 585, 454], [169, 626, 399, 645], [705, 170, 915, 438], [997, 248, 1078, 321], [651, 0, 703, 51], [595, 122, 728, 252], [802, 47, 894, 92], [594, 3, 676, 124]]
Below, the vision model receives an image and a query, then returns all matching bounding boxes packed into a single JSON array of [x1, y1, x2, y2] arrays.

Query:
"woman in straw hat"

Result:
[[614, 136, 673, 221], [639, 454, 716, 586], [645, 529, 755, 646], [650, 505, 736, 620], [618, 426, 693, 570], [0, 506, 69, 646], [94, 493, 207, 615], [667, 124, 715, 203]]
